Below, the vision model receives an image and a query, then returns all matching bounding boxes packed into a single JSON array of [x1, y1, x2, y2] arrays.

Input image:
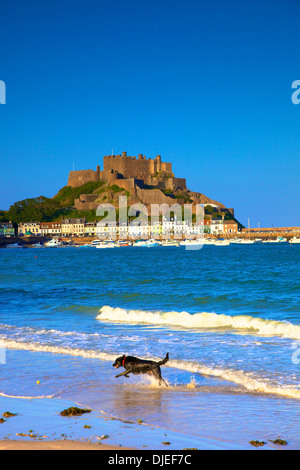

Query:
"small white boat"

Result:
[[180, 239, 204, 247], [289, 237, 300, 244], [276, 236, 287, 243], [134, 239, 160, 247], [45, 238, 62, 247], [237, 239, 255, 244], [31, 242, 44, 248], [96, 241, 117, 249], [161, 240, 180, 247], [214, 239, 231, 246], [90, 239, 102, 247], [203, 238, 218, 244]]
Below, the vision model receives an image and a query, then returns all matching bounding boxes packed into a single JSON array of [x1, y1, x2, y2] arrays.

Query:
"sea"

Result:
[[0, 242, 299, 449]]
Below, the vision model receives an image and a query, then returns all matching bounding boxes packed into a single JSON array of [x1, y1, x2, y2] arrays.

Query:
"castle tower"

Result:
[[155, 155, 162, 172]]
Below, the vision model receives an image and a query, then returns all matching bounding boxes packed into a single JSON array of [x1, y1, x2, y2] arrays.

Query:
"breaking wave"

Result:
[[168, 359, 300, 400], [0, 337, 115, 362], [97, 306, 300, 340], [1, 335, 300, 400]]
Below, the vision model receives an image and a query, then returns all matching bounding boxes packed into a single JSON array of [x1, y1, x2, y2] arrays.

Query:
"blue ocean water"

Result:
[[0, 243, 299, 448]]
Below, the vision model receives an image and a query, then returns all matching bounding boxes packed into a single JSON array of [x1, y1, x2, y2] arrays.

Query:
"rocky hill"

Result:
[[1, 151, 239, 225]]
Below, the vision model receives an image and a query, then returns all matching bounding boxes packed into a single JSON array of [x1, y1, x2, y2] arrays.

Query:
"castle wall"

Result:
[[67, 153, 174, 188], [103, 154, 173, 180], [136, 188, 180, 207], [114, 178, 137, 196], [68, 169, 100, 187], [74, 200, 98, 211], [165, 177, 187, 192]]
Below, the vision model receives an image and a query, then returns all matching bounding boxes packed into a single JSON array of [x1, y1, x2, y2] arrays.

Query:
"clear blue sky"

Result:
[[0, 0, 299, 227]]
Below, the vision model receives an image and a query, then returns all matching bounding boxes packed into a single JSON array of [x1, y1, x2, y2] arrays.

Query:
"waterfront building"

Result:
[[0, 222, 15, 237], [18, 221, 41, 236], [40, 222, 62, 236], [61, 218, 86, 236], [224, 220, 239, 234]]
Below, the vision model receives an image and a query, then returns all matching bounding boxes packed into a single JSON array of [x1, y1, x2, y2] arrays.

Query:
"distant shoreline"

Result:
[[0, 229, 300, 247]]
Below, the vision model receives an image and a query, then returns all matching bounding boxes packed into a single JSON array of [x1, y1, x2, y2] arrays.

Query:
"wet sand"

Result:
[[0, 440, 130, 450]]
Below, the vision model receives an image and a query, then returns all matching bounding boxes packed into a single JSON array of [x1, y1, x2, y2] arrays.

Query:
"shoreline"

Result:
[[0, 395, 251, 451]]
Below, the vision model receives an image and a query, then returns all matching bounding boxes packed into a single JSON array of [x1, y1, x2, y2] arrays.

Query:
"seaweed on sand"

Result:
[[60, 406, 91, 417]]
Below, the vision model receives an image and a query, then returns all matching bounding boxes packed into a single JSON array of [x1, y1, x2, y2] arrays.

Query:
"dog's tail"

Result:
[[157, 352, 169, 366]]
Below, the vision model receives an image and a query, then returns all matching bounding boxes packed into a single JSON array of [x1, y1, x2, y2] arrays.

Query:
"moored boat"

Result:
[[161, 240, 180, 247], [133, 239, 160, 247], [289, 237, 300, 244], [214, 239, 231, 246], [96, 241, 117, 248], [90, 239, 102, 247], [45, 238, 62, 247], [180, 239, 204, 247], [5, 243, 25, 248]]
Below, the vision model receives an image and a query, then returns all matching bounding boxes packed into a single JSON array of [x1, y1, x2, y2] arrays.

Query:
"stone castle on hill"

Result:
[[68, 152, 187, 192], [67, 151, 232, 215]]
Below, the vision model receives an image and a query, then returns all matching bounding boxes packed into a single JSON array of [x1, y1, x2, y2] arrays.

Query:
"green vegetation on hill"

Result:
[[53, 181, 105, 206], [1, 181, 132, 225], [1, 181, 243, 228], [5, 197, 62, 224]]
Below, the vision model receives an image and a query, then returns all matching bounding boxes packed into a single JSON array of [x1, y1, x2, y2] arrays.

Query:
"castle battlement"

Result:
[[66, 150, 230, 215], [102, 152, 172, 180], [67, 151, 186, 194]]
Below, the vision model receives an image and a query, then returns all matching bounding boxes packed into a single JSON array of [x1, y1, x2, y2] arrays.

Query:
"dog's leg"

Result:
[[115, 370, 131, 378], [152, 367, 168, 387], [160, 378, 169, 387]]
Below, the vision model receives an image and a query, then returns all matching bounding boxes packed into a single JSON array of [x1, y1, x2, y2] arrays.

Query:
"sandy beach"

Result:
[[0, 440, 128, 450], [0, 394, 249, 450]]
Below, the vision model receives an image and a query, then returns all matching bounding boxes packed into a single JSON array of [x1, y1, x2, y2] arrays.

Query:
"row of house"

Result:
[[17, 217, 239, 238]]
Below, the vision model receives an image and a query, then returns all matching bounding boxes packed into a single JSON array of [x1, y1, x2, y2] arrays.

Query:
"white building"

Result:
[[40, 222, 61, 236], [210, 219, 224, 235]]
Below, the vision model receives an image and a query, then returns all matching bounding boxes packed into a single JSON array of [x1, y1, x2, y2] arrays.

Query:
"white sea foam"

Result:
[[168, 359, 300, 400], [97, 306, 300, 340], [0, 337, 116, 362], [0, 392, 54, 399], [1, 337, 299, 400]]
